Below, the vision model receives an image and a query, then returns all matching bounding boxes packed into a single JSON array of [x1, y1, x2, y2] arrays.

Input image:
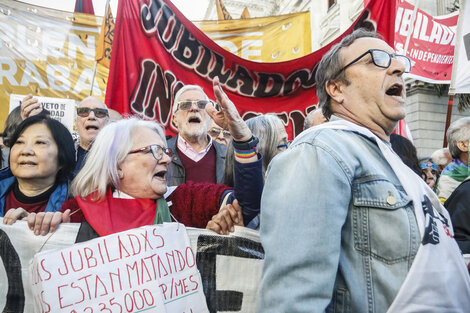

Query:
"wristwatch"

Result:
[[232, 135, 259, 150]]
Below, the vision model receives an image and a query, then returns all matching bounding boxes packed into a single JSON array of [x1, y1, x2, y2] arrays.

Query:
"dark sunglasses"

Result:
[[420, 162, 438, 171], [76, 107, 109, 118], [177, 100, 213, 111], [336, 49, 412, 77], [209, 128, 231, 139], [128, 144, 173, 161]]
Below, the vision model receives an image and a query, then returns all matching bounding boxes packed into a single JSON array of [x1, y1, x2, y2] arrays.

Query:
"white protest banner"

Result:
[[0, 220, 80, 312], [450, 0, 470, 94], [9, 94, 77, 132], [30, 223, 209, 313], [0, 220, 264, 313]]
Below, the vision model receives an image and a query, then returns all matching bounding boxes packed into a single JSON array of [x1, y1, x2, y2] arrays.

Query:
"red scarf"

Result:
[[75, 189, 157, 236]]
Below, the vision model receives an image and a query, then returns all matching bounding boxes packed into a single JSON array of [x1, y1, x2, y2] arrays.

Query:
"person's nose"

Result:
[[388, 56, 406, 76], [20, 142, 34, 155], [159, 151, 171, 165]]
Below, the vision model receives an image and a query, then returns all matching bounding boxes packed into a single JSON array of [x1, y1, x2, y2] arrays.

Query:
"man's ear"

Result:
[[325, 80, 344, 104], [172, 114, 179, 129], [118, 168, 124, 179], [457, 140, 469, 153]]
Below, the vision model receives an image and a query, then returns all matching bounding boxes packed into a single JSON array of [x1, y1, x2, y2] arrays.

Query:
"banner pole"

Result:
[[443, 94, 454, 147], [89, 61, 98, 96], [403, 0, 420, 53]]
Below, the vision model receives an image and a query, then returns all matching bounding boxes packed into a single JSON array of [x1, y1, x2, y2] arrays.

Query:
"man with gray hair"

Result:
[[303, 107, 328, 131], [258, 29, 470, 312], [436, 117, 470, 203], [167, 85, 226, 186], [74, 96, 110, 176]]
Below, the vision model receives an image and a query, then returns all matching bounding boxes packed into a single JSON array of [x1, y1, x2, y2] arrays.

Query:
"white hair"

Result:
[[72, 117, 166, 200], [79, 96, 108, 108], [172, 85, 208, 114], [431, 148, 451, 166]]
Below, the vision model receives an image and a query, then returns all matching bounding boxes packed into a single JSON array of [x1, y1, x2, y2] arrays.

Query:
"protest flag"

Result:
[[241, 7, 250, 19], [74, 0, 95, 14], [95, 0, 115, 68], [216, 0, 233, 20]]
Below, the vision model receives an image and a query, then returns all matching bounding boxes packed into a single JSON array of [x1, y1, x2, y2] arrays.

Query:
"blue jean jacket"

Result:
[[258, 124, 420, 313], [0, 168, 68, 217]]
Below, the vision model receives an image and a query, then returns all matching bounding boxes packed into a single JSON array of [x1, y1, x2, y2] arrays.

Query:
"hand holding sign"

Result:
[[206, 77, 252, 142], [207, 199, 244, 235], [20, 94, 43, 120]]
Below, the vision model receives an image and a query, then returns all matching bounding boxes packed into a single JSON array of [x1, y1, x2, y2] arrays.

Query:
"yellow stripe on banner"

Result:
[[196, 11, 311, 63]]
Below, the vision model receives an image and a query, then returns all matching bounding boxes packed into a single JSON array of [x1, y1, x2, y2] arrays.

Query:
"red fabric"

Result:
[[4, 190, 47, 214], [178, 145, 217, 183], [106, 0, 395, 139], [60, 198, 85, 223], [74, 0, 95, 15], [168, 181, 230, 228], [75, 189, 157, 236]]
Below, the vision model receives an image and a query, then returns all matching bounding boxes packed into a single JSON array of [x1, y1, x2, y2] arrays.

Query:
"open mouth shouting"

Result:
[[385, 83, 405, 101], [153, 169, 167, 181], [188, 116, 201, 124]]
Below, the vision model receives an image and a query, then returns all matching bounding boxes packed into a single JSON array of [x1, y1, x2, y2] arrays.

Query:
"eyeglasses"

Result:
[[335, 49, 412, 77], [128, 144, 173, 161], [209, 128, 231, 139], [277, 140, 292, 150], [176, 100, 213, 111], [77, 107, 109, 118], [420, 162, 438, 171]]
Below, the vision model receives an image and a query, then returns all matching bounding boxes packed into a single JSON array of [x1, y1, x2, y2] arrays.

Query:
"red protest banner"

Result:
[[395, 0, 458, 83], [106, 0, 396, 138]]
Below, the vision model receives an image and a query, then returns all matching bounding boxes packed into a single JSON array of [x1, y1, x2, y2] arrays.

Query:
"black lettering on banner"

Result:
[[0, 229, 25, 312], [254, 73, 284, 98], [173, 28, 200, 66], [130, 59, 183, 125], [196, 235, 264, 313], [225, 65, 254, 96], [422, 195, 449, 245]]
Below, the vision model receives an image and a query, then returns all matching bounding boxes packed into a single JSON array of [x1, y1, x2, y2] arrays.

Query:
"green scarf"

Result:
[[154, 197, 172, 224]]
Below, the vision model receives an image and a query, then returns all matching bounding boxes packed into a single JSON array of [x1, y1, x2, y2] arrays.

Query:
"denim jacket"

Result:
[[258, 121, 420, 313]]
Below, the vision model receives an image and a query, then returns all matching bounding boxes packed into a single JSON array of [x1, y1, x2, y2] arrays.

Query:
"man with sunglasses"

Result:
[[74, 96, 109, 176], [167, 85, 227, 186], [258, 29, 470, 313]]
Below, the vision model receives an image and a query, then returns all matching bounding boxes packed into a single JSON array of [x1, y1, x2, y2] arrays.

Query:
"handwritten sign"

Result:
[[30, 223, 208, 313], [0, 220, 263, 312], [9, 94, 76, 132]]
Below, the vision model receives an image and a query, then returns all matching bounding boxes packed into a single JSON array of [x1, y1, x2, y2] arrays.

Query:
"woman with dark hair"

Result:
[[1, 115, 76, 232], [390, 134, 421, 176]]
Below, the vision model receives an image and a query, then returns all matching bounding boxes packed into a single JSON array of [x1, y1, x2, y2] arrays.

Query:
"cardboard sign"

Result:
[[9, 94, 77, 132], [30, 223, 208, 313]]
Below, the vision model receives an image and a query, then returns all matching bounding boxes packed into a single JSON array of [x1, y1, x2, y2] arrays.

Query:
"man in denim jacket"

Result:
[[258, 29, 419, 312]]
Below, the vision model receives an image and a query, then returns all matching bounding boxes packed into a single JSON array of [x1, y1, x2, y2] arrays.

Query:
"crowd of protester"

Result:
[[1, 28, 470, 311]]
